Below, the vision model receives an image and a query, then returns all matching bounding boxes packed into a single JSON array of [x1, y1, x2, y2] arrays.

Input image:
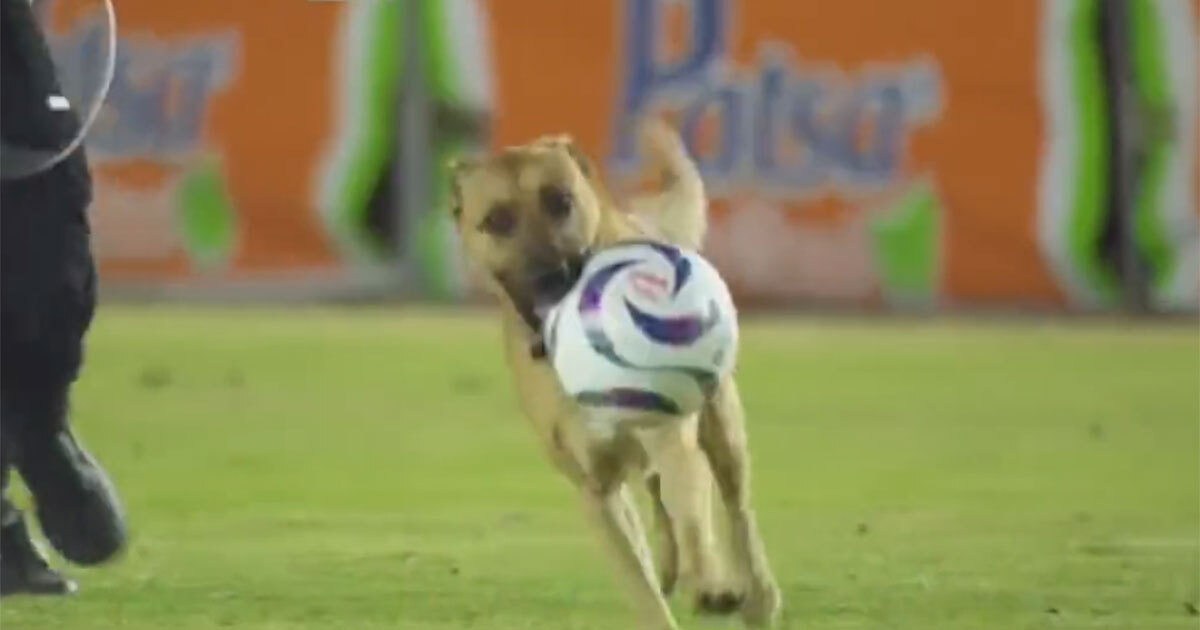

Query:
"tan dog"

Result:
[[447, 121, 781, 630]]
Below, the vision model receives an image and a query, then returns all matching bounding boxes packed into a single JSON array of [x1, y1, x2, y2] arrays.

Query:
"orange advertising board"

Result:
[[45, 0, 351, 287], [38, 0, 1197, 309], [483, 0, 1062, 307]]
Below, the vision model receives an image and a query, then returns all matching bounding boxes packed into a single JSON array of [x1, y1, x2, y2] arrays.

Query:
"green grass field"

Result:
[[1, 308, 1196, 630]]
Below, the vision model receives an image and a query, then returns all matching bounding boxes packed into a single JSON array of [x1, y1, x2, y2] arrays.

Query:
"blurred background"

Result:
[[6, 2, 1197, 629], [34, 0, 1200, 313]]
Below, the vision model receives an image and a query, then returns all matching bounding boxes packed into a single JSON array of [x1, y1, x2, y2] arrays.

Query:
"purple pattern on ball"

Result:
[[624, 299, 719, 346], [575, 387, 681, 414], [579, 259, 636, 316], [643, 242, 691, 296]]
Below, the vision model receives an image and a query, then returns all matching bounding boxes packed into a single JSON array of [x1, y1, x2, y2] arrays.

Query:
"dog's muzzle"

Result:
[[530, 261, 581, 320], [501, 253, 588, 358]]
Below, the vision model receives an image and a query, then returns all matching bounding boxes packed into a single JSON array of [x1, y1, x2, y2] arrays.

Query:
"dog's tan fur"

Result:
[[448, 121, 781, 630]]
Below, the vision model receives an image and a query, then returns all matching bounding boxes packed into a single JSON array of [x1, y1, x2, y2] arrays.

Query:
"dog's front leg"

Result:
[[581, 486, 678, 630], [581, 441, 678, 630], [645, 474, 680, 595], [645, 418, 740, 614], [615, 484, 659, 582], [538, 423, 591, 489]]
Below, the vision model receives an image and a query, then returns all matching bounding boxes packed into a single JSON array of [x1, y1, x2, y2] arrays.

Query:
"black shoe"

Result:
[[0, 517, 77, 597], [16, 428, 127, 566]]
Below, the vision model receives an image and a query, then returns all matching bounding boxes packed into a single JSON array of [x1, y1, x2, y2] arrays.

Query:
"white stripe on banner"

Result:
[[1037, 0, 1097, 306], [1152, 0, 1199, 309]]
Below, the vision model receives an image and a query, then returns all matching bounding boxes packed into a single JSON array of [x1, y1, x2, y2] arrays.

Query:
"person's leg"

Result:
[[3, 386, 127, 567], [0, 433, 77, 596], [0, 152, 127, 569]]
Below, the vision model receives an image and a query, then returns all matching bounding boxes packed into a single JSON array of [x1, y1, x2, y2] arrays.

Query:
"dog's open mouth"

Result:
[[504, 254, 587, 337], [530, 265, 578, 321]]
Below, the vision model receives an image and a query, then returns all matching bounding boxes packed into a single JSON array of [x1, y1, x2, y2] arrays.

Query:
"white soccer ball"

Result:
[[542, 241, 738, 432]]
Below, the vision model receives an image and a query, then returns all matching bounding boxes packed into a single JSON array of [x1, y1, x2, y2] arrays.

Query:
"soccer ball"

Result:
[[541, 241, 738, 433]]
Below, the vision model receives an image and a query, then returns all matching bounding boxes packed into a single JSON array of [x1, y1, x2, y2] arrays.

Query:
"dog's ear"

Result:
[[445, 156, 480, 220], [446, 155, 481, 178], [550, 135, 594, 179], [528, 134, 593, 178]]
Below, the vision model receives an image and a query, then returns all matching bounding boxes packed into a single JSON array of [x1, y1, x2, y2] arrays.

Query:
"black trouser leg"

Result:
[[1, 384, 126, 566], [0, 152, 126, 567], [1, 416, 77, 596], [1, 436, 14, 527]]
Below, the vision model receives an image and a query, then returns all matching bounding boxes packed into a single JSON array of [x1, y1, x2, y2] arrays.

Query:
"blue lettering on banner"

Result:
[[611, 0, 943, 199], [50, 17, 239, 160]]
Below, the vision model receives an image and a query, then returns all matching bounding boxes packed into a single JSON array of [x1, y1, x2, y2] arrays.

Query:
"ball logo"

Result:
[[630, 270, 671, 302]]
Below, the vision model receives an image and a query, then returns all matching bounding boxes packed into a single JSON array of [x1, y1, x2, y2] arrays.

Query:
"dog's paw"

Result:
[[740, 580, 782, 627], [694, 588, 743, 616]]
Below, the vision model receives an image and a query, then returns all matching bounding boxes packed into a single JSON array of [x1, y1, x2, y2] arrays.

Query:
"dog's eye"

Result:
[[479, 203, 517, 237], [540, 186, 573, 220]]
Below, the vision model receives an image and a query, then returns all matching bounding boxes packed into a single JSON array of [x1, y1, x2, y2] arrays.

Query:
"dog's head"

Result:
[[448, 135, 605, 332]]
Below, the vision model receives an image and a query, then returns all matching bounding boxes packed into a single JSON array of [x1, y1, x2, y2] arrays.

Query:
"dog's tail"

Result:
[[626, 120, 708, 250]]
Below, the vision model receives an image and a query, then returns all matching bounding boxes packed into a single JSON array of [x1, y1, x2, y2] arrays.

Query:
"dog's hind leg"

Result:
[[698, 379, 782, 628]]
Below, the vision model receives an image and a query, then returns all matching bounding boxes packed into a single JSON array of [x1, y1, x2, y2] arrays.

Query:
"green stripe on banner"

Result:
[[1069, 0, 1118, 304], [336, 0, 400, 260], [425, 0, 457, 107], [321, 0, 481, 298], [414, 0, 493, 299], [417, 0, 456, 299], [178, 156, 237, 270], [1129, 0, 1174, 290], [869, 179, 941, 309]]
